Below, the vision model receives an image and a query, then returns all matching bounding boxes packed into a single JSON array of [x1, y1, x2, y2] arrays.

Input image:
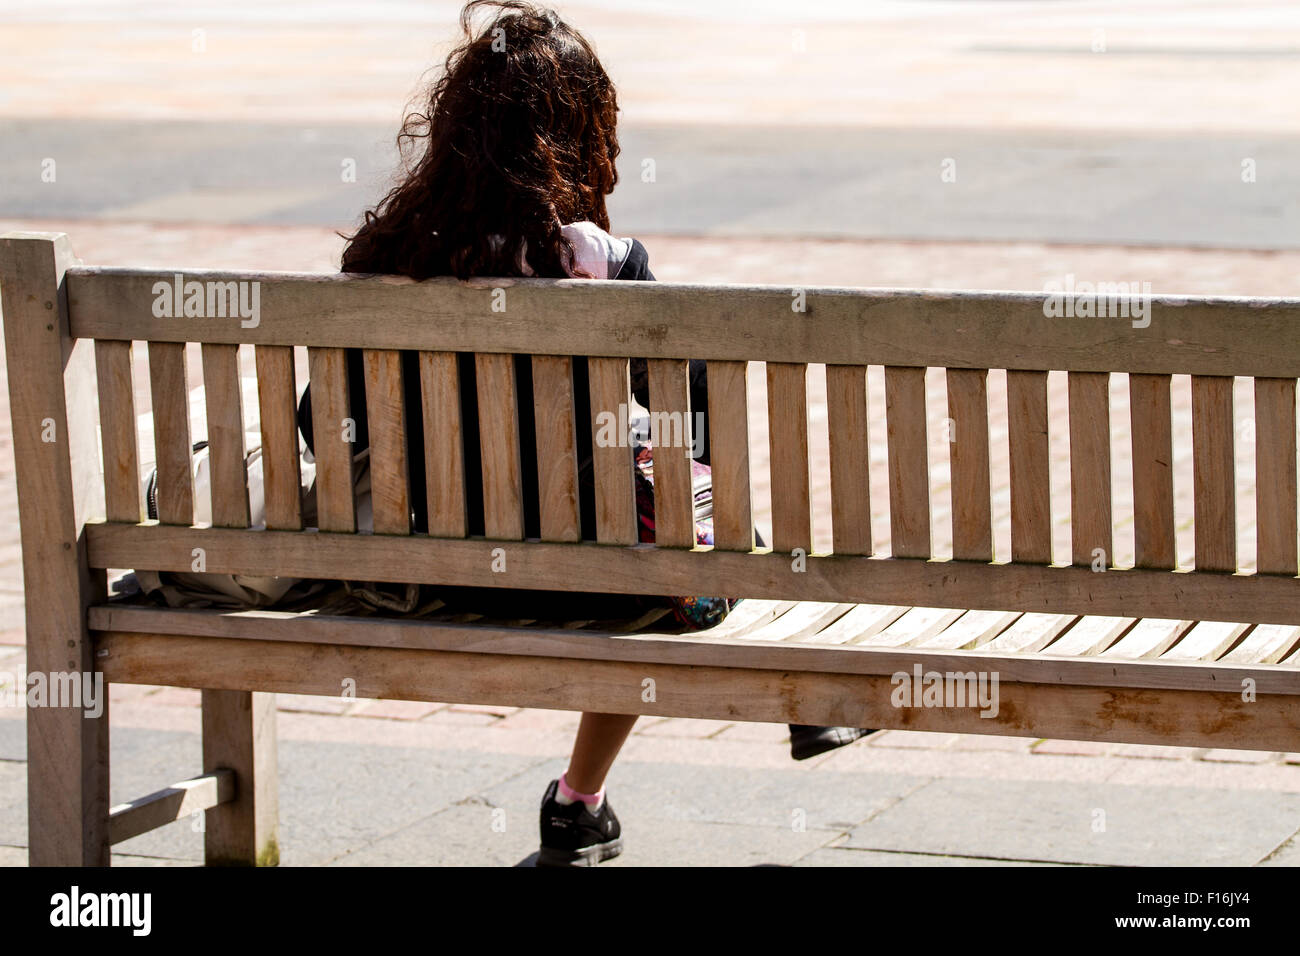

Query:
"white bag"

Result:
[[135, 442, 327, 608]]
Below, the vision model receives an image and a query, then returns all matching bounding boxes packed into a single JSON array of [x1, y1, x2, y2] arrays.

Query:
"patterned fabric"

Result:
[[632, 442, 738, 630]]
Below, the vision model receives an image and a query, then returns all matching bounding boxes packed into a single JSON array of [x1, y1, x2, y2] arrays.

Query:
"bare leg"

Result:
[[564, 712, 638, 793]]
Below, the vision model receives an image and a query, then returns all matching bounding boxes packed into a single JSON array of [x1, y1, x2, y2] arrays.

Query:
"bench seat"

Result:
[[89, 598, 1300, 753]]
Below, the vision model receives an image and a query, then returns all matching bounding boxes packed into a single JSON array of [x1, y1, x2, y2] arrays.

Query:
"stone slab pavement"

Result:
[[2, 1, 1299, 247], [4, 117, 1298, 248], [2, 0, 1298, 134], [2, 0, 1300, 867]]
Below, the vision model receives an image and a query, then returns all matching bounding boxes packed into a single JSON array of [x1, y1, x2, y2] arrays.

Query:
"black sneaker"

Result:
[[788, 724, 877, 761], [537, 778, 624, 867]]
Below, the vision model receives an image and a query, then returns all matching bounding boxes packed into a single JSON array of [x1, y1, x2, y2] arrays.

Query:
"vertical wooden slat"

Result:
[[474, 353, 524, 540], [148, 341, 194, 525], [1129, 373, 1176, 569], [1255, 377, 1298, 576], [885, 366, 931, 559], [648, 358, 695, 548], [1191, 375, 1236, 572], [1007, 369, 1051, 563], [1, 233, 109, 865], [1068, 371, 1112, 567], [766, 362, 812, 553], [362, 348, 410, 535], [420, 351, 467, 538], [588, 357, 637, 544], [202, 347, 279, 866], [945, 367, 991, 561], [201, 343, 250, 529], [827, 364, 872, 556], [254, 345, 302, 531], [707, 360, 753, 551], [532, 355, 581, 542], [95, 339, 142, 522], [307, 347, 356, 533]]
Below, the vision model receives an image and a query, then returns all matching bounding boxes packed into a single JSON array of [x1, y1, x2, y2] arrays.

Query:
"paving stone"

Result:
[[330, 802, 832, 867], [713, 722, 791, 744], [1259, 832, 1300, 866], [473, 755, 923, 833], [814, 742, 1124, 785], [106, 700, 203, 735], [2, 843, 192, 867], [0, 844, 25, 866], [107, 726, 204, 861], [794, 847, 1064, 867], [0, 673, 21, 716], [0, 715, 24, 762], [423, 709, 499, 727], [618, 733, 793, 769], [275, 693, 358, 716], [327, 803, 533, 867], [0, 761, 26, 848], [492, 708, 582, 733], [637, 718, 735, 739], [1110, 743, 1201, 760], [110, 853, 195, 867], [949, 734, 1039, 753], [841, 777, 1300, 866], [147, 687, 200, 708], [272, 709, 567, 758], [1033, 739, 1112, 757], [447, 703, 520, 718], [1202, 749, 1280, 764], [1105, 758, 1300, 793], [351, 698, 441, 721], [103, 724, 550, 865], [868, 730, 960, 750], [109, 684, 162, 704], [602, 819, 831, 867], [274, 737, 549, 865]]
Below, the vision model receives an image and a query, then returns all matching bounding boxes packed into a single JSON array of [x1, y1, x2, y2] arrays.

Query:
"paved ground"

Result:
[[3, 0, 1299, 133], [1, 0, 1298, 866], [2, 0, 1298, 246], [3, 118, 1298, 247]]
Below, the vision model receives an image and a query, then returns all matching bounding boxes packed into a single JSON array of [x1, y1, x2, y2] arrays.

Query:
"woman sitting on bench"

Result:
[[299, 0, 872, 867]]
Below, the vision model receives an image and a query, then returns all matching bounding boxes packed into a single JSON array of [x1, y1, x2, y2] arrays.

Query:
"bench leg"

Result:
[[26, 676, 110, 866], [201, 689, 279, 866], [1, 233, 111, 865]]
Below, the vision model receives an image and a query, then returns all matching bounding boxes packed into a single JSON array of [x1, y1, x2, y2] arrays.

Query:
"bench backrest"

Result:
[[4, 232, 1300, 629]]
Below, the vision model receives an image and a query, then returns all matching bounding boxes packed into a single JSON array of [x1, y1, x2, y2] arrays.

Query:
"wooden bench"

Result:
[[3, 231, 1299, 867]]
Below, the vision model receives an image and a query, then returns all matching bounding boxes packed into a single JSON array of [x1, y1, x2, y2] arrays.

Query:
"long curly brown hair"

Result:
[[342, 1, 620, 280]]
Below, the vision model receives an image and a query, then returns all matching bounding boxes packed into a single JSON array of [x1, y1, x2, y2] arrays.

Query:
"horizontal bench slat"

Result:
[[66, 269, 1300, 376], [86, 604, 1300, 693], [108, 769, 235, 846], [88, 522, 1300, 629], [93, 632, 1300, 750]]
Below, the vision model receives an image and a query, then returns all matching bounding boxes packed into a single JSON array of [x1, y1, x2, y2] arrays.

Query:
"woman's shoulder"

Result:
[[560, 221, 652, 280]]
